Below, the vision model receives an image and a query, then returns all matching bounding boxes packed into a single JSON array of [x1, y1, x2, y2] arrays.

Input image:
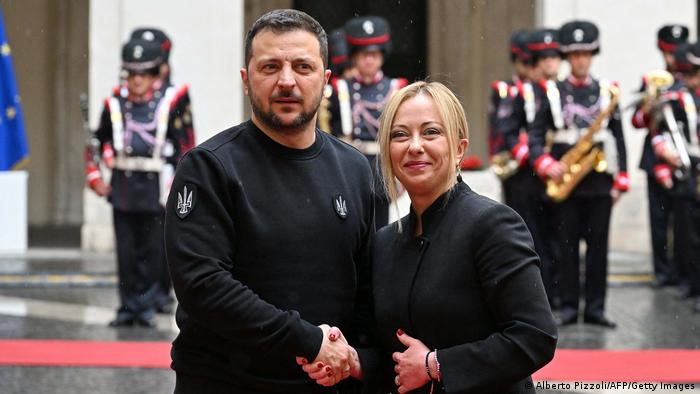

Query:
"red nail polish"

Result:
[[317, 362, 323, 368], [397, 328, 404, 336], [325, 366, 332, 372]]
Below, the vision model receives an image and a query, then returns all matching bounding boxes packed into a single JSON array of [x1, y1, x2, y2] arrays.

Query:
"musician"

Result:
[[529, 21, 628, 328], [319, 28, 353, 133], [647, 42, 700, 312], [85, 38, 190, 327], [327, 16, 408, 227], [129, 27, 196, 314], [498, 29, 562, 309], [487, 30, 533, 211], [631, 25, 689, 289]]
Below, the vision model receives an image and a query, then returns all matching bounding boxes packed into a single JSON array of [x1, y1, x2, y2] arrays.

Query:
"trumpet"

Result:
[[625, 69, 674, 112], [660, 104, 692, 180]]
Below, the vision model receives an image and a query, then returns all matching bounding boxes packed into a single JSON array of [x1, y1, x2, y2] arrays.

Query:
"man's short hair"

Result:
[[245, 9, 328, 69]]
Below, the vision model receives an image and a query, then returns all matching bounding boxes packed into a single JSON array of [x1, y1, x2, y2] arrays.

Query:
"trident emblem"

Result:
[[333, 195, 348, 219], [177, 186, 193, 215]]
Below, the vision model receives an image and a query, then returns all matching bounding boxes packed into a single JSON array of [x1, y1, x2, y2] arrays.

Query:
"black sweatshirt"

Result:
[[164, 120, 375, 392]]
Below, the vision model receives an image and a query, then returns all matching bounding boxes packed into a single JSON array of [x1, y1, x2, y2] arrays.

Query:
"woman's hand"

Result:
[[296, 326, 361, 386], [392, 329, 431, 393]]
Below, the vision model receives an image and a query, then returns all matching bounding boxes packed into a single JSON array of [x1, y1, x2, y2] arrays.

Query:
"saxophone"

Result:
[[491, 150, 520, 180], [546, 85, 619, 202]]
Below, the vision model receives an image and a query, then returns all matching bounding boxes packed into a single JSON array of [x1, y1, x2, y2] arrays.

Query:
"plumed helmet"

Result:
[[657, 24, 689, 52], [559, 20, 600, 55], [683, 42, 700, 70], [527, 28, 560, 60], [510, 30, 532, 63], [130, 27, 172, 63], [121, 38, 164, 72], [344, 15, 392, 56], [328, 28, 351, 75]]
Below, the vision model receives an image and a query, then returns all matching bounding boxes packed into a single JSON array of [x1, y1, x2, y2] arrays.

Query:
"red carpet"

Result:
[[1, 340, 699, 382], [0, 340, 171, 369], [534, 349, 700, 382]]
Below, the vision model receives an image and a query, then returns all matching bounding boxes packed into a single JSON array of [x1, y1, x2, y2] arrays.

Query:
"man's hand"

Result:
[[90, 180, 111, 197], [392, 329, 432, 393], [662, 149, 682, 168], [296, 325, 352, 386], [546, 161, 566, 183], [660, 177, 674, 190], [611, 188, 622, 205]]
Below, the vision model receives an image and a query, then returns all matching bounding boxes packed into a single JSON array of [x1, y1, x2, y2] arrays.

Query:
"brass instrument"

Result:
[[81, 93, 101, 167], [491, 150, 520, 180], [546, 86, 619, 202], [491, 131, 528, 180], [660, 104, 692, 180], [644, 70, 674, 101], [641, 70, 693, 181], [318, 84, 333, 133]]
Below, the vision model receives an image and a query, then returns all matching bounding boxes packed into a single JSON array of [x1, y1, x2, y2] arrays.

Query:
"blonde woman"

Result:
[[371, 81, 557, 393]]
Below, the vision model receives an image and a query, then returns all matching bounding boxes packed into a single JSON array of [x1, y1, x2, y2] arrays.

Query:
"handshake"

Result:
[[295, 324, 362, 386]]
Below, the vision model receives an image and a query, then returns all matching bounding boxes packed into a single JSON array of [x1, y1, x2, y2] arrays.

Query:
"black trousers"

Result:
[[685, 199, 700, 294], [647, 176, 676, 282], [553, 195, 612, 317], [503, 171, 559, 305], [113, 209, 161, 319], [674, 196, 700, 293]]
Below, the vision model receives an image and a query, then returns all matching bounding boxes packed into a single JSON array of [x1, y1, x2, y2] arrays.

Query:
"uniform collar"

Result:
[[567, 74, 593, 87], [127, 86, 155, 103], [353, 70, 384, 85]]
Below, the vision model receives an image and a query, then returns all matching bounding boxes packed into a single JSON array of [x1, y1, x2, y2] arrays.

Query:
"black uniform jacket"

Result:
[[371, 181, 557, 393], [529, 77, 627, 197], [650, 87, 700, 198], [95, 89, 188, 213]]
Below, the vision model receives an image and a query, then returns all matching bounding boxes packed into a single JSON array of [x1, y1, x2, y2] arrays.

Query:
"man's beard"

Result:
[[249, 87, 322, 134]]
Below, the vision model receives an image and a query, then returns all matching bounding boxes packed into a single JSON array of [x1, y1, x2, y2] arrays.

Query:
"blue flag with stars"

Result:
[[0, 8, 28, 170]]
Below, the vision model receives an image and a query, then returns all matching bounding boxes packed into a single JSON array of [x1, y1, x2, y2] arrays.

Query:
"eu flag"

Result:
[[0, 8, 28, 170]]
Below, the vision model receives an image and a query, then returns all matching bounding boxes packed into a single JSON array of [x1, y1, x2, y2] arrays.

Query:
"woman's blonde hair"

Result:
[[377, 80, 470, 208]]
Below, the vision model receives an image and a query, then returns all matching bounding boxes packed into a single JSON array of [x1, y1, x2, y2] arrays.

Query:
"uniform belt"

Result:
[[688, 145, 700, 157], [114, 156, 164, 172], [351, 140, 380, 155], [552, 128, 612, 145], [552, 129, 581, 145]]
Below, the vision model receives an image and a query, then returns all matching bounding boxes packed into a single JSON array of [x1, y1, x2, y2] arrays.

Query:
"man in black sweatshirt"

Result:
[[164, 9, 375, 394]]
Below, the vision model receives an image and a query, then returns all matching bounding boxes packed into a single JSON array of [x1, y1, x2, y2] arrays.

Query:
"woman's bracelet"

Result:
[[425, 350, 436, 380], [434, 349, 441, 382]]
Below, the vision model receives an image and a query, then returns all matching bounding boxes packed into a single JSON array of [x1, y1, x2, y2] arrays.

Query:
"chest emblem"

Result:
[[333, 194, 348, 220], [175, 184, 196, 219]]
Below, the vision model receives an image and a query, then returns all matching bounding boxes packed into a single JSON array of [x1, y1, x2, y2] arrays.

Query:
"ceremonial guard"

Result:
[[631, 24, 689, 289], [130, 27, 196, 155], [499, 28, 563, 308], [129, 28, 196, 313], [319, 28, 353, 133], [327, 16, 407, 227], [84, 38, 191, 326], [645, 43, 700, 312], [529, 21, 628, 328], [488, 30, 534, 212]]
